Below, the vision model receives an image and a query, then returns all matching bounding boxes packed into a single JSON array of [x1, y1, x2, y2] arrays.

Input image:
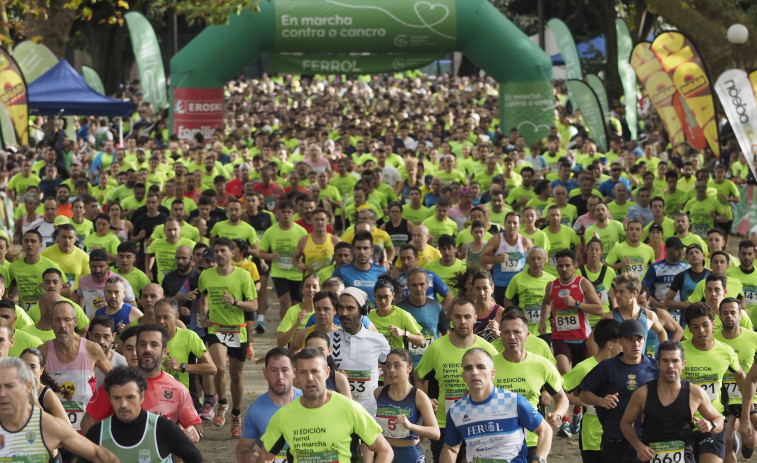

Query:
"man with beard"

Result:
[[621, 340, 724, 463], [81, 366, 202, 463], [81, 325, 203, 442], [77, 249, 136, 318], [40, 301, 112, 431], [162, 245, 200, 311], [328, 287, 390, 416], [256, 348, 393, 463], [88, 315, 128, 388], [673, 213, 708, 252], [93, 276, 143, 334], [211, 199, 260, 249], [236, 348, 302, 463]]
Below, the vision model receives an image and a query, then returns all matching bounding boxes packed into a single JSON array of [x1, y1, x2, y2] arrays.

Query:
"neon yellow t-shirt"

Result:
[[260, 223, 308, 281], [210, 220, 259, 246], [40, 245, 90, 290], [604, 242, 655, 275], [199, 266, 257, 343], [9, 257, 63, 310], [505, 270, 555, 335], [714, 329, 757, 405], [681, 339, 740, 414], [367, 306, 422, 350], [164, 328, 208, 388], [147, 237, 197, 284]]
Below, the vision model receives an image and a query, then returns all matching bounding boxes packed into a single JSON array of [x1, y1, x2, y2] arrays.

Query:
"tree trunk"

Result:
[[597, 0, 622, 106], [82, 21, 132, 95], [25, 7, 77, 59]]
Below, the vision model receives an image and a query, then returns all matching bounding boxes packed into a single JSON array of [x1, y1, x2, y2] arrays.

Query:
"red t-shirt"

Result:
[[86, 371, 201, 428], [295, 219, 334, 234]]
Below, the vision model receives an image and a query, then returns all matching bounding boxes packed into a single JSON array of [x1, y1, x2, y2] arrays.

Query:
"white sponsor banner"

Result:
[[715, 69, 757, 180]]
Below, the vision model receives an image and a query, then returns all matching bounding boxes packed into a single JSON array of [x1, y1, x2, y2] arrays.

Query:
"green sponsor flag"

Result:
[[12, 41, 57, 83], [566, 79, 607, 151], [271, 53, 443, 74], [82, 66, 105, 95], [616, 18, 638, 139], [500, 81, 553, 145], [547, 18, 582, 80], [586, 74, 610, 123], [125, 12, 167, 109]]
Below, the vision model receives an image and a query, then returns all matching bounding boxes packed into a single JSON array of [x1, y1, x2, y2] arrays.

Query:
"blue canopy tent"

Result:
[[550, 35, 606, 65], [27, 60, 133, 117]]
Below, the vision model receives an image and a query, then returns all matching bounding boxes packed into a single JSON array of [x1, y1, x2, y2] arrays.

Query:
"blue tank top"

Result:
[[613, 307, 658, 357], [94, 303, 134, 329], [376, 386, 420, 441]]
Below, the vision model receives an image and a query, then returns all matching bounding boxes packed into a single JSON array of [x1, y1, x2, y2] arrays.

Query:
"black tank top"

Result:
[[642, 379, 694, 450], [473, 304, 502, 342], [383, 219, 411, 247]]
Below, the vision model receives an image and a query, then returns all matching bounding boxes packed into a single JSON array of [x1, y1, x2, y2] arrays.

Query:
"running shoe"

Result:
[[557, 420, 571, 438], [743, 445, 754, 459], [733, 431, 741, 455], [199, 402, 215, 421], [231, 414, 242, 438], [570, 410, 583, 435], [214, 403, 228, 427], [255, 320, 266, 334], [247, 344, 255, 360]]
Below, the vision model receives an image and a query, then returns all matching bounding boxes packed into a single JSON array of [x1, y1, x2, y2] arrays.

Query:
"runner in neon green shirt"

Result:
[[420, 201, 457, 245], [114, 242, 150, 298], [727, 241, 757, 326], [401, 188, 430, 225], [578, 238, 617, 326], [146, 218, 196, 284], [607, 183, 636, 222], [259, 353, 390, 463], [714, 297, 757, 462], [584, 203, 625, 261], [368, 277, 423, 350], [543, 206, 580, 275], [423, 235, 466, 295], [210, 200, 259, 247], [10, 231, 64, 310], [520, 207, 550, 251], [681, 301, 750, 419], [83, 214, 121, 261], [604, 221, 655, 275], [493, 309, 567, 448], [683, 181, 725, 239], [415, 300, 498, 428], [199, 238, 258, 432], [504, 247, 555, 335]]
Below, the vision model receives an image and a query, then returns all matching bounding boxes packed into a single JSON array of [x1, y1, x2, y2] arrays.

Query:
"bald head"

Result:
[[139, 284, 164, 313], [175, 245, 193, 274], [40, 292, 62, 317]]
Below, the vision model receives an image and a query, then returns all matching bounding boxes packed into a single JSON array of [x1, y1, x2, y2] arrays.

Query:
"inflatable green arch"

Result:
[[170, 0, 553, 143]]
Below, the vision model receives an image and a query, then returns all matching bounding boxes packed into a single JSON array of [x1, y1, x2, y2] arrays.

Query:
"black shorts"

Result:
[[206, 333, 248, 362], [553, 338, 589, 367], [252, 256, 270, 278], [272, 277, 303, 301], [692, 428, 726, 459], [600, 437, 636, 463], [726, 402, 755, 419], [717, 220, 733, 236]]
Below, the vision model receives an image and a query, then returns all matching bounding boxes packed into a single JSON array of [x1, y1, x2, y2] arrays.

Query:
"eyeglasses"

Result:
[[375, 294, 393, 300]]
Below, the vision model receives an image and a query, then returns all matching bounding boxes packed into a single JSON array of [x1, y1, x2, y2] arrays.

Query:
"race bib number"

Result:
[[217, 325, 241, 348], [23, 300, 37, 311], [650, 440, 685, 463], [670, 310, 682, 325], [555, 309, 580, 332], [278, 256, 293, 270], [695, 376, 719, 401], [693, 224, 709, 237], [525, 308, 541, 325], [293, 449, 339, 463], [445, 388, 466, 414], [344, 370, 372, 401], [745, 291, 757, 307], [596, 284, 608, 305], [62, 400, 85, 431], [626, 263, 645, 274], [376, 408, 412, 439], [500, 253, 523, 273], [724, 377, 742, 399], [549, 255, 558, 269], [408, 337, 431, 357]]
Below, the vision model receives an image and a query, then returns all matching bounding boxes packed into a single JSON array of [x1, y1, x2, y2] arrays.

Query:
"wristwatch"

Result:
[[709, 419, 717, 430], [532, 457, 547, 463], [180, 363, 188, 373], [233, 297, 239, 306]]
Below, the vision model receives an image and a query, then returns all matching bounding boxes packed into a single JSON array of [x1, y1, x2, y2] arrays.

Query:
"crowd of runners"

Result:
[[0, 72, 751, 463]]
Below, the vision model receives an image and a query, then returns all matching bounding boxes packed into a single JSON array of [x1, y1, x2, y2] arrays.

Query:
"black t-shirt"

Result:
[[133, 212, 168, 244], [82, 410, 202, 463], [162, 269, 200, 301], [245, 210, 273, 235], [131, 205, 170, 224], [569, 194, 590, 217]]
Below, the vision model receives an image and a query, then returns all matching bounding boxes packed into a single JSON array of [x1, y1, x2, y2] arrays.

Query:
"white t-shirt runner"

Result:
[[328, 327, 390, 415]]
